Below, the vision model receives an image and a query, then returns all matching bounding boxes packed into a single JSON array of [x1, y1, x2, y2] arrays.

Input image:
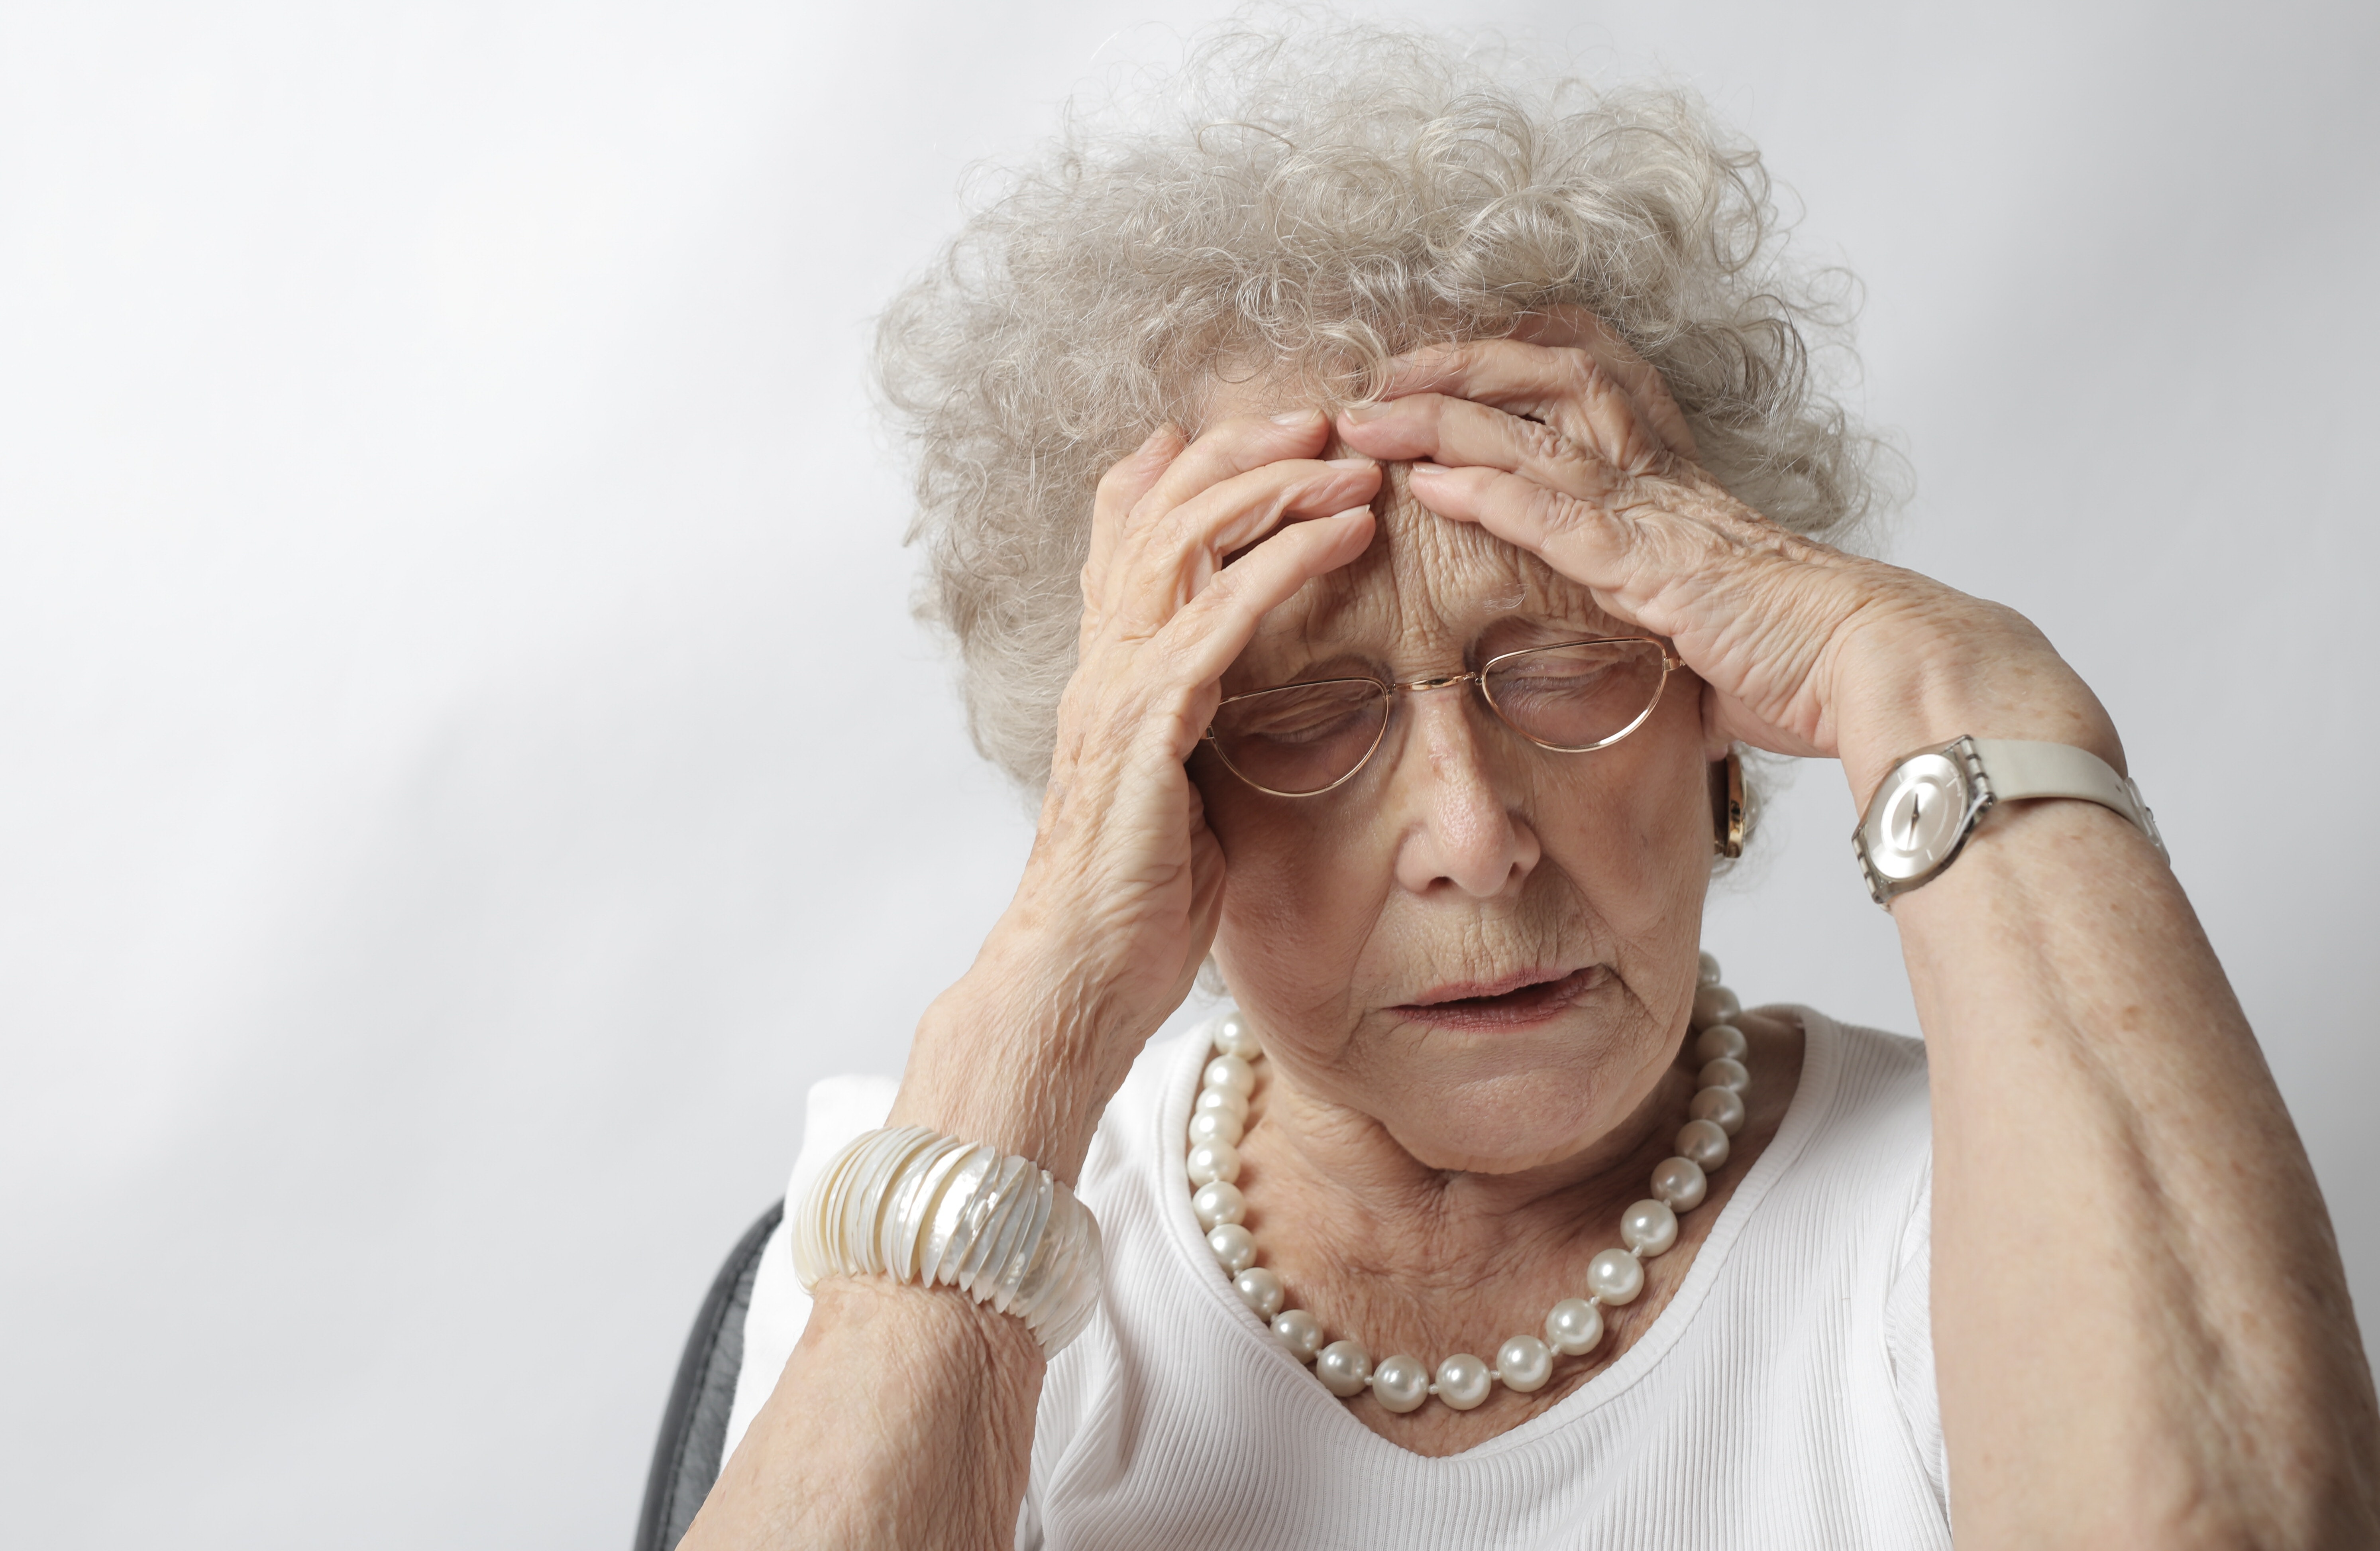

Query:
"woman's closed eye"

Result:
[[1488, 660, 1619, 701], [1222, 680, 1385, 744]]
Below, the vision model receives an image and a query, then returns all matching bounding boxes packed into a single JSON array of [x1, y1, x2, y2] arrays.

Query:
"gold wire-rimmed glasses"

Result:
[[1204, 637, 1682, 798]]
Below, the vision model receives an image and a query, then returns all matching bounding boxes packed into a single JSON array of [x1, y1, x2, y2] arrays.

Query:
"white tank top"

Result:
[[729, 1006, 1951, 1549]]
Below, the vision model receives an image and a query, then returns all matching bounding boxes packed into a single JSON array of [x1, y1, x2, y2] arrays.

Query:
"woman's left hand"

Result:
[[1331, 320, 2125, 805]]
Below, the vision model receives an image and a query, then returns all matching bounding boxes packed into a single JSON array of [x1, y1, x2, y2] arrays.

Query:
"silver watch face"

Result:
[[1860, 751, 1972, 884]]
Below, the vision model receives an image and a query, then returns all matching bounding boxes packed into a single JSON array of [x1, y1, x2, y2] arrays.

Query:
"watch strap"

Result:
[[1969, 739, 2166, 858]]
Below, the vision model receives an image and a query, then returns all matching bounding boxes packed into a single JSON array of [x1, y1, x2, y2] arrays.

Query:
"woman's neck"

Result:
[[1237, 1042, 1699, 1284], [1220, 1008, 1806, 1456]]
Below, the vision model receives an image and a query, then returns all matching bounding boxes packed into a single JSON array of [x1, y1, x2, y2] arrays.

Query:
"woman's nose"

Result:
[[1388, 689, 1542, 898]]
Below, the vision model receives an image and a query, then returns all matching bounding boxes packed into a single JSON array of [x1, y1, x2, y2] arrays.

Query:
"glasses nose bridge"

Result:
[[1380, 668, 1502, 760], [1392, 668, 1484, 698]]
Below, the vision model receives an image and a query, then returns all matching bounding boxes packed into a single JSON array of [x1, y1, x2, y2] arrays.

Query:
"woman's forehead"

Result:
[[1247, 482, 1624, 665], [1187, 377, 1626, 662]]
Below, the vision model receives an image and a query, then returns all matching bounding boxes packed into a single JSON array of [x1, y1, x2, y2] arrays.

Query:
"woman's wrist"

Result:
[[888, 922, 1151, 1183], [1827, 595, 2126, 811]]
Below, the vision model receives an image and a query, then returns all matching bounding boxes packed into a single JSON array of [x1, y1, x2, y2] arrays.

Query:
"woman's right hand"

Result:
[[888, 410, 1379, 1180]]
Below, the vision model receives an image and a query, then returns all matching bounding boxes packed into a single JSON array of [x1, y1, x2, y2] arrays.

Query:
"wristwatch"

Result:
[[1853, 737, 2166, 909]]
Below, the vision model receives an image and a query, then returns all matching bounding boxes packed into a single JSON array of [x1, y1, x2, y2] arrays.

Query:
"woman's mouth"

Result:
[[1390, 966, 1604, 1032]]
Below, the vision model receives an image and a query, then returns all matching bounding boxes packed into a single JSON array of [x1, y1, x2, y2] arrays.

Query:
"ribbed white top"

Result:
[[729, 1007, 1950, 1549]]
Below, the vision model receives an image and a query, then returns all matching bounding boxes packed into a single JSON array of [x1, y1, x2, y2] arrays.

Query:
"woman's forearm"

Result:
[[679, 930, 1131, 1551], [681, 1278, 1045, 1551], [1899, 798, 2379, 1548]]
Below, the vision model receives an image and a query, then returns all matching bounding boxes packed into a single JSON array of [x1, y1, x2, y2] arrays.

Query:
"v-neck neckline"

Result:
[[1148, 1005, 1839, 1466]]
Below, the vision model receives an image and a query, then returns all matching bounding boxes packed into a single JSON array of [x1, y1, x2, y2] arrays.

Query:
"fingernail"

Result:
[[1406, 460, 1451, 476], [1327, 456, 1377, 470], [1271, 409, 1319, 425], [1341, 402, 1393, 422]]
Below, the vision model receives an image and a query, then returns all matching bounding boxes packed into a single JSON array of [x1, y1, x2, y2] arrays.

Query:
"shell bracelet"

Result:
[[1185, 951, 1751, 1414]]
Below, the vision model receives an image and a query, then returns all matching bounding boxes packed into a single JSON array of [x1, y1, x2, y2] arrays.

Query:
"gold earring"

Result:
[[1710, 750, 1745, 859]]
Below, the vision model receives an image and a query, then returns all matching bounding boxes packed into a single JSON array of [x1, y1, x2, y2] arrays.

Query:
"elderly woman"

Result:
[[685, 24, 2376, 1550]]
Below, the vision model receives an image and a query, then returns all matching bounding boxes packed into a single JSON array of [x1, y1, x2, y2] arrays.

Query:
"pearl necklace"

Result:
[[1184, 953, 1751, 1414]]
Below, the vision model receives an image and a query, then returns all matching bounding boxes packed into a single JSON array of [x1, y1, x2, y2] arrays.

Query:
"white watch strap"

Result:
[[1970, 739, 2166, 857]]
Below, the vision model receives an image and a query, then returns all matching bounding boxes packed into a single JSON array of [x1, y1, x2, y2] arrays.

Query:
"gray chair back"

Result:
[[634, 1201, 783, 1551]]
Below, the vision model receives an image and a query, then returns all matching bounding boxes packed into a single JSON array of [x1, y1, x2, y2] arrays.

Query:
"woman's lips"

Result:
[[1391, 966, 1604, 1031]]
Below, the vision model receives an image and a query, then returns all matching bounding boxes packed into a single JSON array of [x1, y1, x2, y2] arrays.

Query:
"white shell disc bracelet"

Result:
[[1186, 953, 1752, 1413], [793, 1125, 1104, 1356]]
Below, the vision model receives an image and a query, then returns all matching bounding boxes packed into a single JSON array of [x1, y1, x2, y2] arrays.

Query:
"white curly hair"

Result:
[[876, 14, 1891, 801]]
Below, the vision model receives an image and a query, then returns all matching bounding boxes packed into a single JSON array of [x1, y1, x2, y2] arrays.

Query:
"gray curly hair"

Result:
[[876, 17, 1889, 799]]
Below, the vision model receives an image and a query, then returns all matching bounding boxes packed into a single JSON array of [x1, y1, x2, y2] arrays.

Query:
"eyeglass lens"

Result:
[[1207, 638, 1670, 797]]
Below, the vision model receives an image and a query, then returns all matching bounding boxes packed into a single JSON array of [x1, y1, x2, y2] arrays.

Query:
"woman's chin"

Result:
[[1380, 1123, 1606, 1176], [1369, 1079, 1637, 1176]]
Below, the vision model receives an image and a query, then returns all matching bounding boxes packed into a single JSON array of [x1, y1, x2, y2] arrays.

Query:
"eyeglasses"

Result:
[[1204, 637, 1681, 798]]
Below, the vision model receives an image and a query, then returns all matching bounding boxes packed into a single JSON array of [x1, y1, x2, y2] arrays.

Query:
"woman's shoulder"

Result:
[[1759, 1006, 1934, 1265], [1784, 1003, 1930, 1129], [1731, 1003, 1932, 1226]]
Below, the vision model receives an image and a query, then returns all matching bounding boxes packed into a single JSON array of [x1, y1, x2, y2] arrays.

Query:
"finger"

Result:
[[1108, 456, 1381, 635], [1510, 309, 1699, 460], [1402, 462, 1650, 605], [1129, 409, 1332, 533], [1149, 507, 1377, 707], [1373, 336, 1692, 467], [1371, 340, 1669, 476], [1333, 393, 1641, 504], [1384, 330, 1696, 459], [1082, 426, 1187, 636]]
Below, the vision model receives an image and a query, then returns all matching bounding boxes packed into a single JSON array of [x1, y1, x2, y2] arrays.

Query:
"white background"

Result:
[[2, 0, 2372, 1543]]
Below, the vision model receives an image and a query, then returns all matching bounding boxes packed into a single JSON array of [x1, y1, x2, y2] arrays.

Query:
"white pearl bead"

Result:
[[1192, 1179, 1247, 1229], [1698, 950, 1722, 987], [1433, 1353, 1493, 1410], [1587, 1246, 1645, 1305], [1207, 1223, 1256, 1274], [1697, 1056, 1750, 1093], [1186, 1108, 1243, 1148], [1315, 1339, 1373, 1397], [1185, 1139, 1241, 1187], [1194, 1085, 1249, 1123], [1545, 1296, 1604, 1356], [1650, 1155, 1708, 1211], [1693, 1022, 1748, 1064], [1690, 1085, 1746, 1136], [1620, 1198, 1679, 1256], [1272, 1307, 1323, 1361], [1371, 1354, 1430, 1413], [1234, 1266, 1284, 1320], [1212, 1012, 1263, 1062], [1677, 1118, 1731, 1172], [1693, 984, 1742, 1028], [1203, 1053, 1256, 1098], [1495, 1333, 1553, 1392]]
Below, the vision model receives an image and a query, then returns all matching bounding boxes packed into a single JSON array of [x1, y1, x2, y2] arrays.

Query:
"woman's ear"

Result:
[[1697, 674, 1735, 761]]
